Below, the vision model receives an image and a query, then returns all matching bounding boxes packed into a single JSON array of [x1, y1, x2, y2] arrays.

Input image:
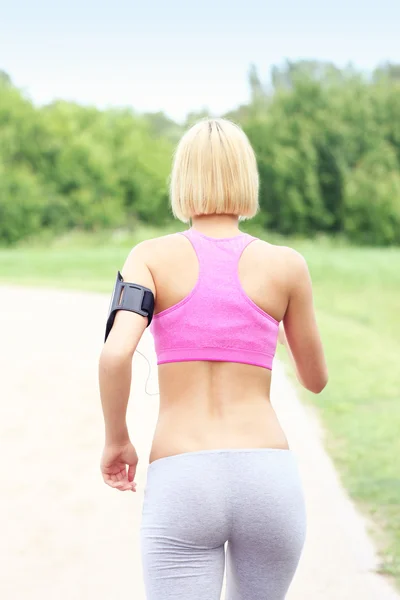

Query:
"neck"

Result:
[[191, 214, 240, 237]]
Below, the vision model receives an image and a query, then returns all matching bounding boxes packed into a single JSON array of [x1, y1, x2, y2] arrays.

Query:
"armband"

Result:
[[105, 271, 154, 342]]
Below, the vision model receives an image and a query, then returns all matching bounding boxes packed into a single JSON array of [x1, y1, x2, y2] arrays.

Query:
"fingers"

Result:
[[102, 466, 137, 492], [112, 480, 137, 492], [127, 463, 137, 482], [104, 476, 137, 491]]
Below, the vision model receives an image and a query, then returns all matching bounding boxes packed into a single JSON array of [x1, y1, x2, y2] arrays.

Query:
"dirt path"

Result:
[[0, 286, 398, 600]]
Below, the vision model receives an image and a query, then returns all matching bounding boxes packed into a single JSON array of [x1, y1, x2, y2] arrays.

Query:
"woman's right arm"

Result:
[[280, 249, 328, 394]]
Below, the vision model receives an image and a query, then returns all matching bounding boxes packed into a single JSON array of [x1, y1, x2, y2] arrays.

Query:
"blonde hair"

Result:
[[170, 118, 259, 223]]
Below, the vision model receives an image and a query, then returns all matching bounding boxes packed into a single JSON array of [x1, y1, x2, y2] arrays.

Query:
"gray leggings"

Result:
[[140, 449, 306, 600]]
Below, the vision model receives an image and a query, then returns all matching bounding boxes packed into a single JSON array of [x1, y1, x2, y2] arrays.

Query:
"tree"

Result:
[[344, 144, 400, 245], [373, 62, 400, 82]]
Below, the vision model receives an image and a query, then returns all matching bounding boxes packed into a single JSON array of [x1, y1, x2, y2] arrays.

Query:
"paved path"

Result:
[[0, 286, 398, 600]]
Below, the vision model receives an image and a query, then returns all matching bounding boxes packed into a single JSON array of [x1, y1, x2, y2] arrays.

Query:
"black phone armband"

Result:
[[105, 271, 155, 342]]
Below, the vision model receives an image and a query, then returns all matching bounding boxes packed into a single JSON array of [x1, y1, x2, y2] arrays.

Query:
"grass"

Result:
[[1, 227, 400, 583], [285, 240, 400, 582], [0, 224, 181, 292]]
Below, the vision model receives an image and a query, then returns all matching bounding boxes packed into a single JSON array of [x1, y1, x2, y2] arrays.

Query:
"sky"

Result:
[[1, 0, 400, 122]]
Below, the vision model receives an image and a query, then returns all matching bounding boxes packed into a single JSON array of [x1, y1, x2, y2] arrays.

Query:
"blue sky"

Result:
[[1, 0, 400, 122]]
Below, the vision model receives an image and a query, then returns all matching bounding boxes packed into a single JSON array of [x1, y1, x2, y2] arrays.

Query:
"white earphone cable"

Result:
[[135, 348, 160, 397]]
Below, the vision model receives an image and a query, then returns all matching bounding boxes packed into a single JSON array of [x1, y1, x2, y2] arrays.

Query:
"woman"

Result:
[[99, 118, 328, 600]]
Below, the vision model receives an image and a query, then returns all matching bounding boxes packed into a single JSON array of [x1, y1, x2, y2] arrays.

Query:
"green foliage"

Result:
[[184, 108, 212, 128], [0, 166, 47, 244], [1, 61, 400, 245], [233, 62, 400, 243], [344, 144, 400, 244], [143, 111, 183, 144], [0, 80, 174, 244]]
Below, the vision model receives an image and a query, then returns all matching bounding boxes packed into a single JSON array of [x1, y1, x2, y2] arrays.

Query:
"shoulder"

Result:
[[250, 239, 310, 286], [251, 239, 307, 268], [121, 233, 188, 294], [128, 232, 185, 256], [124, 232, 187, 269], [275, 245, 312, 292], [277, 245, 308, 271]]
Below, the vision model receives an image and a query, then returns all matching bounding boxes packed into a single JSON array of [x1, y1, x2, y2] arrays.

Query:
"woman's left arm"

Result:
[[99, 242, 155, 491]]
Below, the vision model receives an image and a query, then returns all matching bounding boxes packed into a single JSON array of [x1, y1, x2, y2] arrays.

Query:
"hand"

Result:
[[100, 441, 138, 492]]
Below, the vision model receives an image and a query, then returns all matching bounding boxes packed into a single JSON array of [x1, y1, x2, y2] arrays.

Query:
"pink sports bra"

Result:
[[150, 228, 279, 370]]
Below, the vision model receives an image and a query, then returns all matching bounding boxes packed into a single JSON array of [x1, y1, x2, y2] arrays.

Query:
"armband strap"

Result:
[[104, 271, 155, 342]]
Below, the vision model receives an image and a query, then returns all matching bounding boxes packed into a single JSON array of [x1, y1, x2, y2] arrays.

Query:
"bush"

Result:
[[2, 63, 400, 246], [344, 145, 400, 245], [0, 167, 48, 244]]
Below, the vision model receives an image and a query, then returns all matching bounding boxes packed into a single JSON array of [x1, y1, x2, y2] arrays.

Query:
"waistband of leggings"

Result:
[[147, 447, 295, 472]]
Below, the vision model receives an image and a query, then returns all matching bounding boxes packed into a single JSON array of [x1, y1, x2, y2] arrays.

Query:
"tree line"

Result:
[[1, 61, 400, 245]]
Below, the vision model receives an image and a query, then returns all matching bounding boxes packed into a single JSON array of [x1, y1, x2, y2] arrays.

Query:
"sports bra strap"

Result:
[[180, 229, 256, 280]]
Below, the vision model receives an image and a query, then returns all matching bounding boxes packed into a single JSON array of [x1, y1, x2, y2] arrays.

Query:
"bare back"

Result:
[[144, 232, 295, 462]]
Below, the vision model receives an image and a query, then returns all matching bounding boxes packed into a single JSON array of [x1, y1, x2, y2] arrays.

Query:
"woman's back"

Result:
[[141, 221, 306, 462]]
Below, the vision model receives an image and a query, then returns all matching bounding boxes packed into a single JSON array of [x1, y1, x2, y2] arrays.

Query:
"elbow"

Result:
[[99, 344, 132, 372], [306, 373, 328, 395]]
